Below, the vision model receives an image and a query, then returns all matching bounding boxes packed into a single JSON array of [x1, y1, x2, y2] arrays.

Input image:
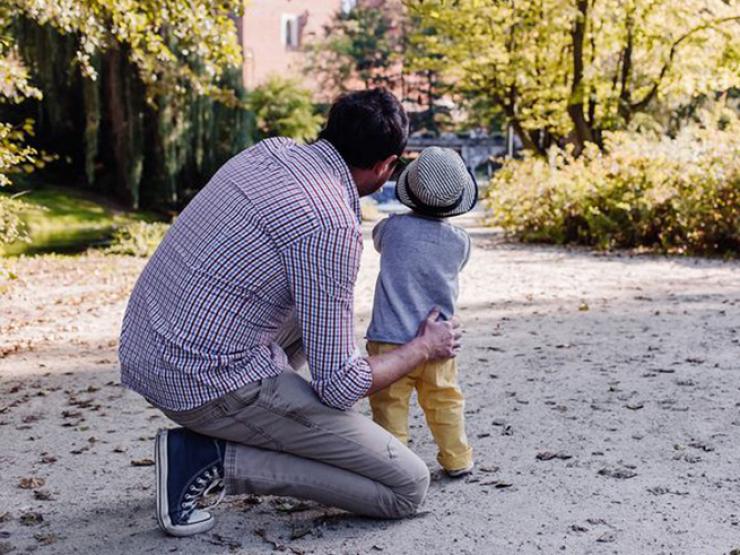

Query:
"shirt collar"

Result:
[[310, 139, 361, 224]]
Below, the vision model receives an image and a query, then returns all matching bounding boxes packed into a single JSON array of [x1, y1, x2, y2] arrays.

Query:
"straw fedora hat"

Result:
[[395, 147, 478, 217]]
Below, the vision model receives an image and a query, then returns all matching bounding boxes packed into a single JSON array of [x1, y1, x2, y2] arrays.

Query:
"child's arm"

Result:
[[372, 218, 389, 253], [459, 231, 472, 271]]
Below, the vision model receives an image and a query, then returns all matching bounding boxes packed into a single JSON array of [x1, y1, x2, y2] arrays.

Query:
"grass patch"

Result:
[[1, 185, 160, 256]]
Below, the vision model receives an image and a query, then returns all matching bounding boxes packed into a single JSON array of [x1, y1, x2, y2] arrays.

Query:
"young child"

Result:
[[366, 146, 477, 477]]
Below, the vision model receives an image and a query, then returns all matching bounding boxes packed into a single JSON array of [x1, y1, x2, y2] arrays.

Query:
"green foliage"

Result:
[[5, 0, 244, 105], [486, 108, 740, 255], [105, 221, 170, 258], [306, 5, 398, 93], [408, 0, 740, 153], [0, 192, 31, 246], [0, 1, 252, 214], [0, 185, 153, 255], [248, 76, 322, 143], [0, 34, 55, 245], [305, 4, 450, 133], [0, 34, 45, 186]]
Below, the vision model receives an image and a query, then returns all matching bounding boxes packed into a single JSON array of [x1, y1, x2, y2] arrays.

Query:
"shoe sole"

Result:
[[445, 464, 475, 478], [155, 429, 215, 537]]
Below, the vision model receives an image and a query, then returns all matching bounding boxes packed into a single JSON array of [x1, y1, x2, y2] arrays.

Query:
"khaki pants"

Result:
[[367, 341, 473, 472], [161, 316, 430, 519]]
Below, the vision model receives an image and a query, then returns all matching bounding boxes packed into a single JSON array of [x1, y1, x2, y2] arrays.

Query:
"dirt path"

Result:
[[1, 229, 739, 554]]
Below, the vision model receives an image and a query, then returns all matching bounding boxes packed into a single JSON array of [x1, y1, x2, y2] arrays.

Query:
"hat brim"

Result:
[[395, 160, 478, 218]]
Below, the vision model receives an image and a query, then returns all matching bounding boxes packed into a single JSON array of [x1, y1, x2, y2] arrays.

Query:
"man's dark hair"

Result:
[[318, 88, 409, 169]]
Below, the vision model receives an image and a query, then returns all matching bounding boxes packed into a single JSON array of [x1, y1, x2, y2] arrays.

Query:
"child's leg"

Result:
[[367, 341, 417, 445], [416, 358, 473, 472]]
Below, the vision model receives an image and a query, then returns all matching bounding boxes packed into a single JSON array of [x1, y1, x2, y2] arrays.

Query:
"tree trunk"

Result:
[[617, 9, 634, 124], [81, 55, 100, 187], [567, 0, 594, 155], [105, 47, 130, 206]]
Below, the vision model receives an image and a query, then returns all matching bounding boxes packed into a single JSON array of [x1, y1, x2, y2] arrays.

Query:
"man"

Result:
[[119, 89, 461, 537]]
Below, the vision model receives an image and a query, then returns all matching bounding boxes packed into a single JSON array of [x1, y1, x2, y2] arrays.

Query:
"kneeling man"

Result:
[[118, 88, 461, 536]]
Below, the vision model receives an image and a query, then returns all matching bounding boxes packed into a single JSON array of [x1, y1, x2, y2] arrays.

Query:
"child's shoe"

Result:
[[445, 462, 474, 478]]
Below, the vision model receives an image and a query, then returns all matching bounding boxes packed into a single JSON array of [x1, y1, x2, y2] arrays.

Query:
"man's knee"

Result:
[[388, 453, 430, 518]]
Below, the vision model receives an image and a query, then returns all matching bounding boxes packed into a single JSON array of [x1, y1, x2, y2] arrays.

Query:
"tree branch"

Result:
[[630, 15, 740, 112]]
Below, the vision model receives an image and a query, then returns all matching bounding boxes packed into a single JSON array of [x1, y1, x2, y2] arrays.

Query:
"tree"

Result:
[[0, 11, 47, 244], [1, 0, 252, 211], [7, 0, 244, 103], [306, 1, 451, 134], [306, 4, 400, 94], [248, 76, 322, 143], [407, 0, 740, 154]]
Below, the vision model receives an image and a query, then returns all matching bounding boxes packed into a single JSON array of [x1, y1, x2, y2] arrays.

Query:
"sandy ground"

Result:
[[1, 220, 739, 555]]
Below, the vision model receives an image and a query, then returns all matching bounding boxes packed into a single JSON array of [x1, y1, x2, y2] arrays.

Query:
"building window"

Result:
[[281, 14, 300, 49], [341, 0, 357, 14]]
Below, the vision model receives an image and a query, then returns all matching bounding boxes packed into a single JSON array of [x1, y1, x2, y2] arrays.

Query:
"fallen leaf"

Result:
[[274, 500, 311, 513], [646, 486, 689, 496], [21, 415, 42, 424], [688, 441, 714, 452], [597, 467, 637, 479], [207, 533, 241, 550], [33, 490, 52, 501], [289, 525, 312, 540], [19, 512, 43, 526], [478, 465, 499, 473], [18, 477, 45, 490], [130, 458, 155, 467], [570, 524, 588, 533], [254, 528, 305, 554], [536, 451, 573, 461], [33, 533, 56, 545]]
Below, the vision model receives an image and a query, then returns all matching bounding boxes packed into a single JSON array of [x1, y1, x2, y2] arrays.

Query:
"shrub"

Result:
[[0, 194, 31, 246], [105, 221, 170, 257], [485, 110, 740, 255], [248, 76, 322, 143]]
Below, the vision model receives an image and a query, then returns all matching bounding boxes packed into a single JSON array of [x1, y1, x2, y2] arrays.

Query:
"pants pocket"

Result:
[[218, 380, 263, 416]]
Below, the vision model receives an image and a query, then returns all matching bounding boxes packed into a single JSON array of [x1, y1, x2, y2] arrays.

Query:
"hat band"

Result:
[[406, 183, 465, 215]]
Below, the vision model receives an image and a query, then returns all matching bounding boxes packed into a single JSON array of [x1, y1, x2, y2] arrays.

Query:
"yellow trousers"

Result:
[[367, 341, 473, 472]]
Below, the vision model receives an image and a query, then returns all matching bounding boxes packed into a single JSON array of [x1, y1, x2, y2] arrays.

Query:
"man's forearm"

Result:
[[365, 337, 431, 395]]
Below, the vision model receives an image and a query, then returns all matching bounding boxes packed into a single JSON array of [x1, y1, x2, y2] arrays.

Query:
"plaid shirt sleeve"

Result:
[[282, 226, 373, 410]]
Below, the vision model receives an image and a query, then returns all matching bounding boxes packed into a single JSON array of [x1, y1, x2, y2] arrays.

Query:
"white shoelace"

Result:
[[181, 466, 225, 517]]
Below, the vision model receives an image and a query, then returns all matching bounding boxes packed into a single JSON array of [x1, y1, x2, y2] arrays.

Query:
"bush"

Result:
[[248, 75, 322, 142], [105, 221, 170, 257], [485, 110, 740, 256], [0, 194, 32, 246]]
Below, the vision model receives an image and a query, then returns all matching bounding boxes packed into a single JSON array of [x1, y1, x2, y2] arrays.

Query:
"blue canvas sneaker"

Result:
[[155, 428, 226, 537]]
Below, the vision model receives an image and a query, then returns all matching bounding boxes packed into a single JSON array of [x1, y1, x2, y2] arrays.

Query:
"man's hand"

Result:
[[416, 308, 462, 360], [365, 308, 463, 396]]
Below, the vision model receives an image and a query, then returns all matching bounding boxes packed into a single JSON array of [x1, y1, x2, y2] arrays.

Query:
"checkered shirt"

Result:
[[118, 138, 372, 411]]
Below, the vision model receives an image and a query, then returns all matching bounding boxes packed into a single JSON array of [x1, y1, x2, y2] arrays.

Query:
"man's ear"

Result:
[[373, 154, 398, 179]]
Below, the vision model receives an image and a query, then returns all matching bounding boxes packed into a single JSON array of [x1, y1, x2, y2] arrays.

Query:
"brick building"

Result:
[[239, 0, 357, 90]]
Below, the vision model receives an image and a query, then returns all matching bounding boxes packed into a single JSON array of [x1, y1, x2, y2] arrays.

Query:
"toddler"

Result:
[[367, 146, 477, 477]]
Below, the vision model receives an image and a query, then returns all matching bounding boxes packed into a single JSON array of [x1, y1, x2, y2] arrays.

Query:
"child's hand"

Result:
[[416, 308, 462, 360]]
